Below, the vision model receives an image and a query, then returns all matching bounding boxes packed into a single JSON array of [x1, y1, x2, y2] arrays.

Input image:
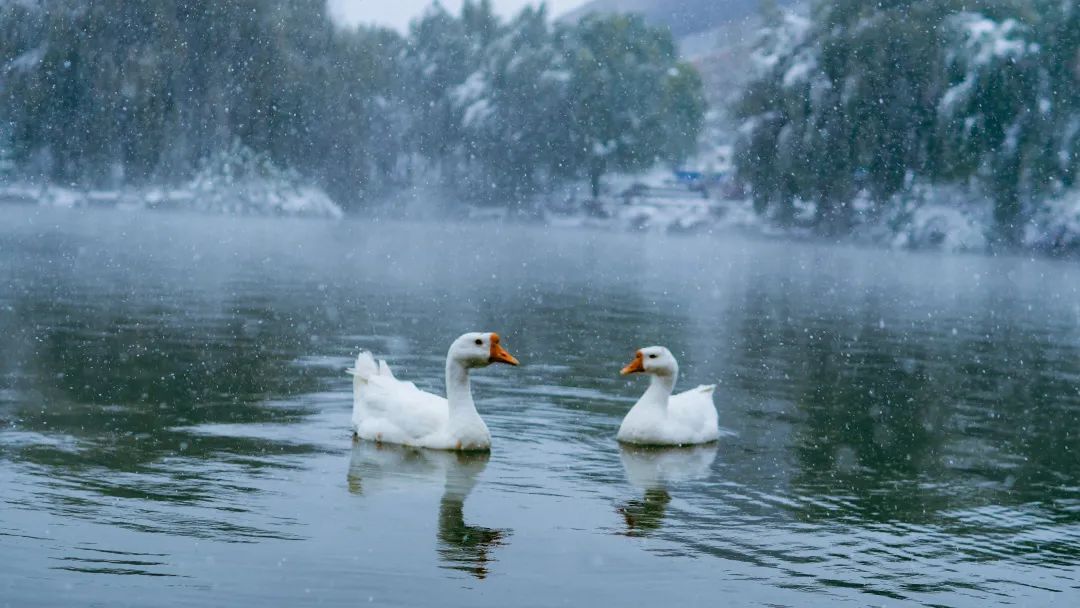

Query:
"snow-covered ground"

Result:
[[1026, 189, 1080, 253], [0, 144, 343, 219], [536, 165, 760, 235], [0, 181, 343, 219], [849, 182, 991, 253], [542, 195, 762, 235], [534, 168, 1080, 255]]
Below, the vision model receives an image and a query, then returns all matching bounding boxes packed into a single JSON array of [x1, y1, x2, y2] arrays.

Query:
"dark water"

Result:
[[1, 207, 1078, 606]]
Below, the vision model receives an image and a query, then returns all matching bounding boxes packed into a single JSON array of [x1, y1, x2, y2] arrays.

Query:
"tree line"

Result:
[[0, 0, 704, 208]]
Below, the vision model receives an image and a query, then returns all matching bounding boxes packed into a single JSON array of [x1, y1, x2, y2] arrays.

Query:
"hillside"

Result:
[[563, 0, 795, 38]]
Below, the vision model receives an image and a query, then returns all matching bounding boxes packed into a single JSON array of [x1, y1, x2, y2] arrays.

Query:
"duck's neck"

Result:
[[641, 372, 677, 408], [445, 359, 478, 418]]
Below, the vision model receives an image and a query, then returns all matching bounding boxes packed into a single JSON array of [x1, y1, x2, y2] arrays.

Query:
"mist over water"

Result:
[[1, 207, 1078, 605]]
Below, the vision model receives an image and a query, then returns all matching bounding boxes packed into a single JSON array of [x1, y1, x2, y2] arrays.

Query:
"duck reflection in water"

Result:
[[347, 440, 508, 580], [617, 444, 718, 536]]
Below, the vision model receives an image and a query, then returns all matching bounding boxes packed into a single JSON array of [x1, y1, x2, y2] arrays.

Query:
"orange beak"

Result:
[[621, 350, 645, 375], [488, 333, 519, 366]]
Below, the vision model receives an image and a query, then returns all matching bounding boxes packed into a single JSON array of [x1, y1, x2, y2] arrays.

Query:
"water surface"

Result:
[[1, 208, 1078, 606]]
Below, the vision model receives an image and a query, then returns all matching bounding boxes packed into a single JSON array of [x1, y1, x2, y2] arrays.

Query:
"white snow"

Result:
[[8, 44, 44, 72], [1, 143, 343, 220], [939, 13, 1040, 118], [538, 164, 762, 235], [450, 71, 487, 106], [450, 71, 496, 128], [462, 99, 492, 129], [939, 76, 975, 115], [539, 68, 571, 83], [1060, 117, 1080, 170], [0, 180, 342, 218], [850, 181, 991, 252], [781, 50, 817, 88], [751, 13, 812, 71], [591, 140, 616, 158], [964, 17, 1026, 63], [1025, 189, 1080, 252], [949, 13, 1034, 67]]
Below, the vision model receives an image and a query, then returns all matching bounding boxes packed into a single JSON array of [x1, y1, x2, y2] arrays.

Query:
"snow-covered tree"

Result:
[[735, 0, 1079, 243], [452, 5, 574, 202], [0, 0, 707, 210], [563, 13, 705, 197], [397, 4, 705, 204], [0, 0, 406, 205]]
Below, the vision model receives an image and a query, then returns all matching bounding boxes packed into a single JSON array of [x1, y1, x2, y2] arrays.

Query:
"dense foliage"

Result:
[[735, 0, 1079, 243], [0, 0, 704, 209]]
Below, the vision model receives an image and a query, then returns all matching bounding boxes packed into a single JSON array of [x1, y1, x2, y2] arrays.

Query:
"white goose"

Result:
[[348, 333, 519, 451], [617, 346, 719, 446]]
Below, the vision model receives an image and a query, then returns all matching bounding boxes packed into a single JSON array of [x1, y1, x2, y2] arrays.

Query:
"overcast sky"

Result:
[[327, 0, 592, 31]]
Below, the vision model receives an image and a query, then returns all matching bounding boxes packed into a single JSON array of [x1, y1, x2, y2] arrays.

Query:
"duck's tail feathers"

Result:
[[693, 384, 716, 395], [378, 359, 395, 379], [347, 351, 380, 384]]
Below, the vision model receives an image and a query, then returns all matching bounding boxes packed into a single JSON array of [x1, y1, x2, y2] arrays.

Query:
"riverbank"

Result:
[[0, 180, 343, 220], [5, 175, 1080, 256]]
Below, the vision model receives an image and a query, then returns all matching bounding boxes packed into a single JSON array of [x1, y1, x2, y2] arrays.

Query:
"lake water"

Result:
[[1, 207, 1078, 606]]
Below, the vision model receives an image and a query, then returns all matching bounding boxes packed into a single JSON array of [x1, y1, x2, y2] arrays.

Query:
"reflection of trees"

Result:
[[347, 443, 509, 580], [791, 332, 946, 523], [787, 307, 1080, 524], [725, 279, 1080, 565], [0, 287, 328, 525], [9, 291, 316, 411], [960, 321, 1080, 507]]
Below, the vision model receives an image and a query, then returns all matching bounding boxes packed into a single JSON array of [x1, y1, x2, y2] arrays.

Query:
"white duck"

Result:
[[348, 332, 519, 451], [617, 346, 719, 446]]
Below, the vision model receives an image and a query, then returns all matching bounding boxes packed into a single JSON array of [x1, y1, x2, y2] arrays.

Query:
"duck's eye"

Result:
[[475, 339, 483, 346], [648, 354, 657, 359]]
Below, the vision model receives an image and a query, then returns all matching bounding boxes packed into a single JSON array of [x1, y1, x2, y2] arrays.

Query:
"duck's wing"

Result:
[[351, 353, 448, 442], [670, 385, 719, 441], [671, 384, 715, 404]]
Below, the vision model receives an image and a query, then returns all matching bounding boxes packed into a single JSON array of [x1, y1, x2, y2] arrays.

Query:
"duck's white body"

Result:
[[617, 382, 719, 445], [348, 333, 518, 451], [617, 347, 720, 446]]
